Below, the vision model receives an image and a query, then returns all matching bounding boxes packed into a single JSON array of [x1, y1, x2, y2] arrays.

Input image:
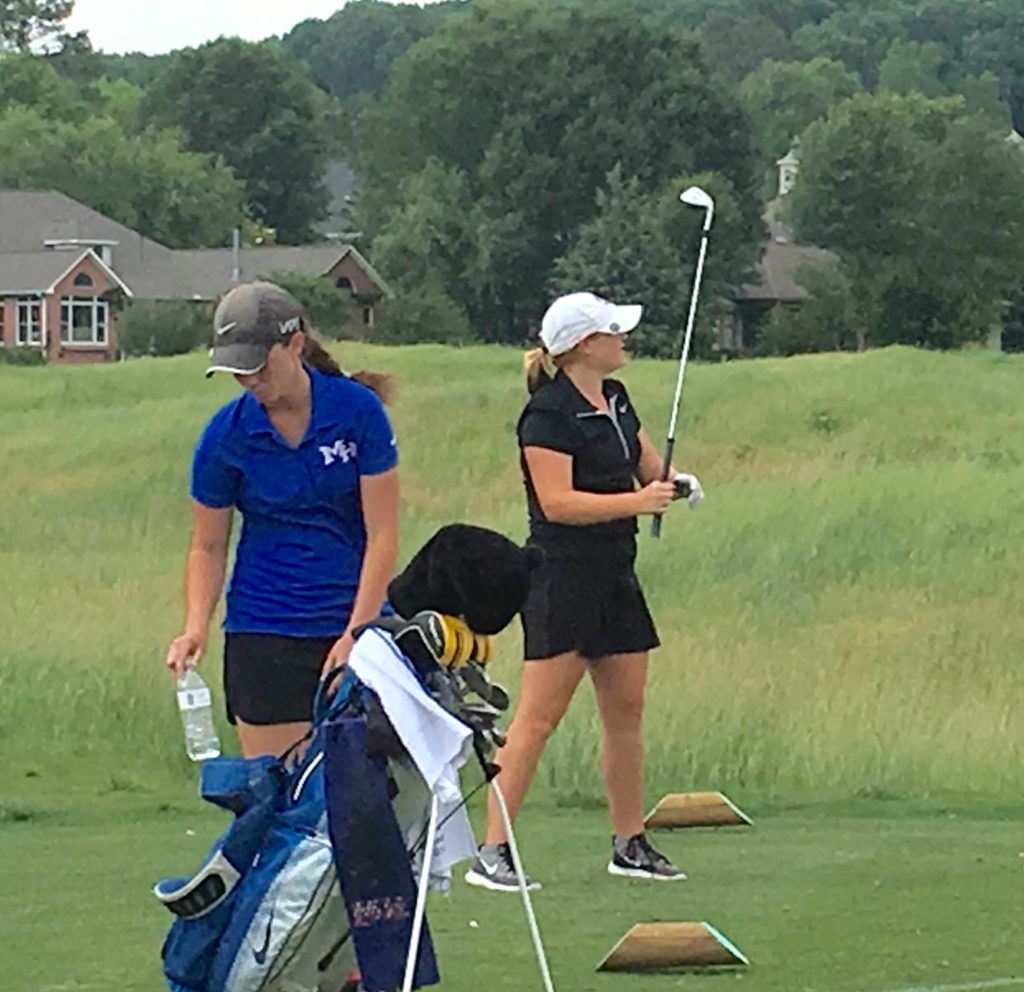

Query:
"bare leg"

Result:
[[236, 719, 310, 759], [589, 652, 649, 837], [483, 652, 588, 844]]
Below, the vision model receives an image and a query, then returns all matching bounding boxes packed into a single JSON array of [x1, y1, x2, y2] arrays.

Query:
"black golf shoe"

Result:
[[608, 833, 686, 881]]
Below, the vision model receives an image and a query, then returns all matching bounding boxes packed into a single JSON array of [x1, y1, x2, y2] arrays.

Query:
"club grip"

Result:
[[651, 438, 675, 539]]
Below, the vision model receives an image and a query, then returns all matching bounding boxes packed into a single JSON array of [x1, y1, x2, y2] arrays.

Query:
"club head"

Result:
[[680, 185, 714, 211]]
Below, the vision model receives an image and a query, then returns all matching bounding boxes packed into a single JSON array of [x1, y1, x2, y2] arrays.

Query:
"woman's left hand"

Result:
[[322, 630, 356, 682], [673, 472, 705, 508]]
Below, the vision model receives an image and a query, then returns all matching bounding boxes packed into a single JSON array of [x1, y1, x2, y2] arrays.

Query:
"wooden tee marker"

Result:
[[644, 791, 752, 830], [597, 922, 749, 972]]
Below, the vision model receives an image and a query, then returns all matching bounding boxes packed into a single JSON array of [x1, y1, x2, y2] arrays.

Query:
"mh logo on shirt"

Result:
[[319, 438, 358, 466]]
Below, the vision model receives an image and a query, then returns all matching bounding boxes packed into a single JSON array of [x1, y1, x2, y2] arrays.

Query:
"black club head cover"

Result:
[[387, 524, 542, 636]]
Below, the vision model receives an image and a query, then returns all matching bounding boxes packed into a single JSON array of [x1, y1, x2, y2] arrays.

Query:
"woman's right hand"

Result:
[[632, 479, 677, 516], [165, 631, 207, 679]]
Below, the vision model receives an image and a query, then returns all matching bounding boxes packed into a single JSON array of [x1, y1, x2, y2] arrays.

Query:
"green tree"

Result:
[[357, 0, 761, 343], [0, 48, 87, 119], [789, 91, 1024, 348], [141, 38, 329, 243], [0, 105, 245, 248], [117, 300, 209, 358], [551, 166, 757, 357], [698, 9, 795, 85], [376, 281, 474, 345], [759, 259, 861, 356], [0, 0, 72, 50], [370, 159, 476, 301], [266, 270, 353, 339], [283, 0, 462, 100], [738, 57, 862, 172], [877, 39, 947, 98], [95, 76, 142, 132], [550, 167, 690, 357]]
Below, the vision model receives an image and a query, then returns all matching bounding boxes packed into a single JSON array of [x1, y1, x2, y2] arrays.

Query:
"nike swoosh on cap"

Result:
[[216, 321, 238, 337]]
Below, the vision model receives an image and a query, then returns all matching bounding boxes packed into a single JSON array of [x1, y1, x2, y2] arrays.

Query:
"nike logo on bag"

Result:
[[253, 908, 275, 965], [216, 322, 237, 337]]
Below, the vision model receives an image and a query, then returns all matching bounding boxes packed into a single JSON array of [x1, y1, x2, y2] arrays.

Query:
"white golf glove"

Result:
[[673, 472, 704, 509]]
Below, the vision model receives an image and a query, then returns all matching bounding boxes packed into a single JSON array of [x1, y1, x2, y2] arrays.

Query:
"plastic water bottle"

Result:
[[176, 665, 221, 761]]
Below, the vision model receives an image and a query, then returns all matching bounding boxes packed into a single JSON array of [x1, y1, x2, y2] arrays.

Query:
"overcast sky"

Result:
[[65, 0, 441, 55]]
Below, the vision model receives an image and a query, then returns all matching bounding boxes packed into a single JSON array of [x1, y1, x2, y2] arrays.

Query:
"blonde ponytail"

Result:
[[524, 345, 557, 393]]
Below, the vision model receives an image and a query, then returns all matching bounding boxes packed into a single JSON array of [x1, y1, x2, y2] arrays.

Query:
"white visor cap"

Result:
[[539, 292, 643, 357]]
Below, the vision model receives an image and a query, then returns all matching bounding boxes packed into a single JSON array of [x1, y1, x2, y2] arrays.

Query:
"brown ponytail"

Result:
[[301, 332, 393, 405], [523, 345, 557, 394]]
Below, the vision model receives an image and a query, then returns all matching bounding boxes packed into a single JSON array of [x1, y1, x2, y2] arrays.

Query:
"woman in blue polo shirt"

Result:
[[164, 282, 399, 758]]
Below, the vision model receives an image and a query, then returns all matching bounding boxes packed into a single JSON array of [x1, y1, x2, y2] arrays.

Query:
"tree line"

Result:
[[4, 0, 1024, 354]]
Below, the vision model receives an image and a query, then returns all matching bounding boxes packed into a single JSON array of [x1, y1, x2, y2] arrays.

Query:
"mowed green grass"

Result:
[[2, 343, 1024, 798], [2, 783, 1022, 992]]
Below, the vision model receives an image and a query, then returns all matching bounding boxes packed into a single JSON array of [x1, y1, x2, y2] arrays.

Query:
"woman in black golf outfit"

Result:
[[466, 292, 704, 892]]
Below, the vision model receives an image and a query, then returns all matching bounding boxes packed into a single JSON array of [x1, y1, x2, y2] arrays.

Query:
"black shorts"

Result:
[[223, 632, 339, 726], [520, 543, 659, 661]]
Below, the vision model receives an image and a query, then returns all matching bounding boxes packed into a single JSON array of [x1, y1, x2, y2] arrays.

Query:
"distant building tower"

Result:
[[776, 140, 800, 197]]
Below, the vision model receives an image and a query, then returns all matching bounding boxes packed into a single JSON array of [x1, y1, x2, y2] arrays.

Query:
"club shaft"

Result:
[[653, 220, 711, 540], [666, 229, 710, 443]]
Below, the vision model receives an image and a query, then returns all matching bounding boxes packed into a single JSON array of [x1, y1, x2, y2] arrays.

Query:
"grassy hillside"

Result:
[[3, 344, 1023, 800]]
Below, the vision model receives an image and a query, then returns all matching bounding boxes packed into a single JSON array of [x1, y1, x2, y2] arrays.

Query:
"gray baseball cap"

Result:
[[206, 282, 306, 377]]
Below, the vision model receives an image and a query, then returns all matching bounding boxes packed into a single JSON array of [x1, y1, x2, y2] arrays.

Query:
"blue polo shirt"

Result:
[[190, 368, 398, 638]]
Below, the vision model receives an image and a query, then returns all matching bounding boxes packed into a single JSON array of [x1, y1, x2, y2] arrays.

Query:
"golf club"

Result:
[[652, 185, 715, 539]]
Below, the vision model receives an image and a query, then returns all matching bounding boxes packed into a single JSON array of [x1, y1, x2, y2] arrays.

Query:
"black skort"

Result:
[[521, 543, 659, 661], [223, 632, 339, 725]]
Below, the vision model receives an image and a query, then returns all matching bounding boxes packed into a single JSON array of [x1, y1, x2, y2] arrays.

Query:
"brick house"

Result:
[[0, 189, 392, 365], [0, 246, 131, 362]]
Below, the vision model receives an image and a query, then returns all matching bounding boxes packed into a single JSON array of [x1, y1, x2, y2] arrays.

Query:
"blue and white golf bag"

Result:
[[154, 616, 509, 992]]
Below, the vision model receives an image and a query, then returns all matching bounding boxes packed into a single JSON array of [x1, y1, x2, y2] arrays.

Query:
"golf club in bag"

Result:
[[652, 185, 715, 539]]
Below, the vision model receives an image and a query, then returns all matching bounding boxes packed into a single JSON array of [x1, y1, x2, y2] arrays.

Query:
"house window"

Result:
[[363, 306, 374, 328], [16, 299, 42, 346], [60, 297, 108, 346], [74, 272, 94, 288], [336, 277, 353, 291]]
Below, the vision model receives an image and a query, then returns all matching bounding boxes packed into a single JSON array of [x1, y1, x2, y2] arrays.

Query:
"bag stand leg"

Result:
[[491, 781, 556, 992], [402, 794, 439, 992]]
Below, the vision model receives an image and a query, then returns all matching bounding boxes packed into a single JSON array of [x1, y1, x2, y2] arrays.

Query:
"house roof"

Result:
[[0, 189, 390, 303], [0, 248, 135, 296], [737, 216, 837, 303], [0, 251, 83, 294], [167, 244, 360, 300], [0, 189, 175, 298]]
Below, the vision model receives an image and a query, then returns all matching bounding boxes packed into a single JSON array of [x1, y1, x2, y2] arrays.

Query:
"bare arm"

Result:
[[636, 427, 675, 485], [524, 446, 674, 526], [164, 501, 233, 678], [323, 467, 400, 672]]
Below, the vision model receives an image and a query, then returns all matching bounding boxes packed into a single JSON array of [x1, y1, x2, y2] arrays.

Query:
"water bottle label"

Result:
[[177, 687, 212, 711]]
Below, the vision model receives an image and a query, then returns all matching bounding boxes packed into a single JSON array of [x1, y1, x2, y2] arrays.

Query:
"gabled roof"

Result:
[[0, 251, 81, 295], [0, 189, 389, 303], [0, 247, 135, 296], [736, 211, 837, 303], [163, 243, 392, 301], [0, 188, 174, 298]]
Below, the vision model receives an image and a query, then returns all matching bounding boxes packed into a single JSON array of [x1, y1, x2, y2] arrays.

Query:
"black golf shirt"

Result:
[[517, 370, 642, 554]]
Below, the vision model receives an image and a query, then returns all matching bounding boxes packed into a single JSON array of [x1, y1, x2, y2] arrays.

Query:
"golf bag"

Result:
[[154, 615, 504, 992]]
